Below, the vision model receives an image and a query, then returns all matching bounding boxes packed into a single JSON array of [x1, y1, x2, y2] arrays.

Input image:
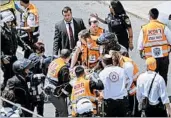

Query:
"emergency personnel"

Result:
[[71, 66, 104, 117], [91, 0, 134, 52], [137, 57, 171, 117], [70, 29, 101, 69], [88, 16, 105, 41], [44, 49, 72, 117], [3, 58, 33, 117], [109, 50, 140, 116], [137, 8, 171, 85], [99, 54, 131, 117], [17, 0, 40, 58]]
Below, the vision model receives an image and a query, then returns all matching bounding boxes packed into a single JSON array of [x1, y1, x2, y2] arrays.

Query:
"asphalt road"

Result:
[[1, 1, 171, 117]]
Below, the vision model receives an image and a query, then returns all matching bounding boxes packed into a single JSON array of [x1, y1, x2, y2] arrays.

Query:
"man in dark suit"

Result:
[[53, 6, 86, 55]]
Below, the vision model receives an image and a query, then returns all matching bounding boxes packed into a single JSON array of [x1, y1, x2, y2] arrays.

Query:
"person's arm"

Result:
[[137, 29, 145, 58], [123, 15, 134, 50], [80, 19, 86, 30], [123, 62, 134, 89], [158, 76, 171, 116], [70, 44, 81, 69], [164, 26, 171, 45], [14, 3, 24, 13], [53, 24, 61, 55], [136, 75, 143, 103]]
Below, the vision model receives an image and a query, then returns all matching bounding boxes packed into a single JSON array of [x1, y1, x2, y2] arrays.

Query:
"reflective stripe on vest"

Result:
[[47, 58, 66, 79], [145, 49, 170, 56], [142, 20, 169, 58], [144, 40, 168, 47]]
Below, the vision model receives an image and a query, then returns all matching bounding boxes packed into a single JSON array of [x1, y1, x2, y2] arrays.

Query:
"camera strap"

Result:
[[148, 72, 157, 98]]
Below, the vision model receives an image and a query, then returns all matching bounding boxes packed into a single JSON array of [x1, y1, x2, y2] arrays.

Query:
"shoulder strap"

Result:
[[148, 72, 157, 97]]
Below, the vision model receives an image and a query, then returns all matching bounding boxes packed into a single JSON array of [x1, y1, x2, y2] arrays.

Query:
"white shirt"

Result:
[[137, 25, 171, 50], [136, 71, 170, 105], [123, 62, 134, 89], [64, 19, 75, 40], [99, 65, 128, 100]]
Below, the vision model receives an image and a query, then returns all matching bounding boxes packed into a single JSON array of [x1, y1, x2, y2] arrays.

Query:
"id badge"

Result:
[[151, 46, 163, 58]]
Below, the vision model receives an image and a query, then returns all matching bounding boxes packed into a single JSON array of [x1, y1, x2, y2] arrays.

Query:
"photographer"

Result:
[[137, 57, 171, 117], [28, 41, 47, 116]]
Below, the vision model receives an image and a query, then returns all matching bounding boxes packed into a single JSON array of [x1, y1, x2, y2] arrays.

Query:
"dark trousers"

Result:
[[128, 94, 141, 117], [1, 56, 17, 90], [30, 100, 44, 116], [155, 56, 169, 85], [104, 97, 129, 117], [145, 104, 167, 117], [49, 95, 68, 117]]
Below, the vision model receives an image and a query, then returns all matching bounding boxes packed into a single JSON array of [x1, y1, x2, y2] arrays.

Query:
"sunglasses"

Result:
[[90, 20, 98, 24]]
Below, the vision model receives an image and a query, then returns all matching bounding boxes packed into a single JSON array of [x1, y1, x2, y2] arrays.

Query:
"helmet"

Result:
[[0, 10, 15, 23], [96, 32, 118, 45], [33, 41, 45, 53], [145, 57, 157, 71], [28, 53, 41, 66], [76, 97, 93, 115], [13, 59, 32, 74]]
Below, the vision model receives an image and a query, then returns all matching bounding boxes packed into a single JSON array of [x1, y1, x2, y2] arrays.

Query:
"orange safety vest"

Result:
[[142, 20, 170, 58], [91, 27, 104, 41], [119, 56, 139, 96], [81, 39, 100, 68], [47, 57, 66, 81], [71, 76, 97, 116], [24, 3, 39, 27]]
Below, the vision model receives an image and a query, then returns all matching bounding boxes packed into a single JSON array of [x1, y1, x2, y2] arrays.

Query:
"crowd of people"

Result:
[[1, 0, 171, 117]]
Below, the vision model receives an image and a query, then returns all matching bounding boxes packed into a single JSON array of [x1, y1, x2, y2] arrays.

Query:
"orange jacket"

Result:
[[142, 20, 170, 58]]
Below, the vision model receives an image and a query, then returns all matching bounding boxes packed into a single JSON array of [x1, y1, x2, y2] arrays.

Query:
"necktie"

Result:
[[67, 22, 74, 49]]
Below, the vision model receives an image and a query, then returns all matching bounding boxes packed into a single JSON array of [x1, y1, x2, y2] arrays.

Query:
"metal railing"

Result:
[[0, 96, 43, 117]]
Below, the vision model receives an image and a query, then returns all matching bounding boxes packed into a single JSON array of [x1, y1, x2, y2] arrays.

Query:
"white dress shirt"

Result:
[[136, 71, 170, 105], [122, 62, 134, 89], [64, 19, 75, 40], [99, 65, 128, 100], [137, 25, 171, 50]]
